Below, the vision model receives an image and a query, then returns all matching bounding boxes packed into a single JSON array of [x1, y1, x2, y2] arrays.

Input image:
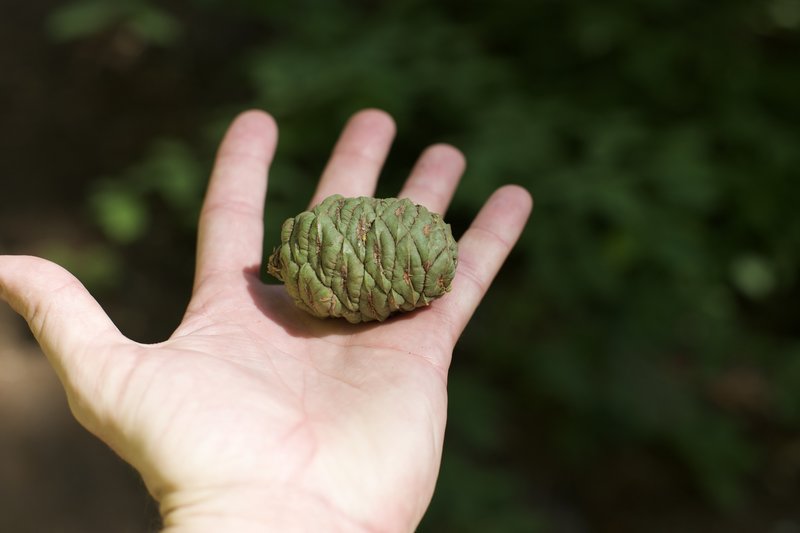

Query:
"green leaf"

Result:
[[90, 187, 149, 243], [729, 254, 777, 299], [46, 0, 182, 46], [47, 0, 122, 41], [142, 140, 204, 213], [127, 4, 182, 46]]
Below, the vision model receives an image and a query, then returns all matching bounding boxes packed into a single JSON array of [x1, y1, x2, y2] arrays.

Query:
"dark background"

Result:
[[1, 0, 799, 531]]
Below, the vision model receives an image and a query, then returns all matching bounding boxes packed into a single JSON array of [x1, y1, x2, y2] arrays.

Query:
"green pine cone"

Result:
[[267, 194, 458, 323]]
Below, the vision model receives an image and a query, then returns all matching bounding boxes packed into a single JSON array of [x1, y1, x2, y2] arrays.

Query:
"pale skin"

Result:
[[0, 109, 532, 532]]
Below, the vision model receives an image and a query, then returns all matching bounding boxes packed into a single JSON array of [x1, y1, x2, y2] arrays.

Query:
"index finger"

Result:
[[194, 110, 278, 289]]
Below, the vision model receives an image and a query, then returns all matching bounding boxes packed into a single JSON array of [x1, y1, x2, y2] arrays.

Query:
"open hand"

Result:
[[0, 110, 532, 532]]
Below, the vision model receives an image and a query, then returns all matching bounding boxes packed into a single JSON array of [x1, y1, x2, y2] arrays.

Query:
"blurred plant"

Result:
[[89, 140, 205, 244], [36, 241, 123, 290], [47, 0, 181, 46]]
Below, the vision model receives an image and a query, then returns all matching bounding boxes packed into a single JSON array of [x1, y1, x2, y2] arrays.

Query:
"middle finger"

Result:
[[398, 143, 465, 214], [308, 109, 396, 208]]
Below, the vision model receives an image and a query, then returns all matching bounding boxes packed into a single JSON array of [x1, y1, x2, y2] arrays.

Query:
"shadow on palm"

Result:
[[242, 267, 448, 369]]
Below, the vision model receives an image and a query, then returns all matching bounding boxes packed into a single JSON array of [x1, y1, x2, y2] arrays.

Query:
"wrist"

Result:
[[158, 483, 385, 533]]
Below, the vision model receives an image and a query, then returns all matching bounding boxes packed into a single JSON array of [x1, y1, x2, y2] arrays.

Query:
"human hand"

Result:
[[0, 110, 532, 532]]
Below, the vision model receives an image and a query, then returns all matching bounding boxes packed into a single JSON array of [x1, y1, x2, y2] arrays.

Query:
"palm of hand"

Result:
[[122, 276, 451, 529], [0, 110, 531, 532]]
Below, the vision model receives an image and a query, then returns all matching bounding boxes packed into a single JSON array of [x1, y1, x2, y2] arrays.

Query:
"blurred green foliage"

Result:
[[46, 0, 800, 529], [88, 139, 205, 243], [48, 0, 180, 45]]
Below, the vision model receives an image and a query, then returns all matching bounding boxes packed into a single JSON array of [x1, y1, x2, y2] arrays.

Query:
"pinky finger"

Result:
[[440, 185, 533, 339]]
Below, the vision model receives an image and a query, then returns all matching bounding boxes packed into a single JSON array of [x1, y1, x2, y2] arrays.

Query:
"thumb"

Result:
[[0, 255, 127, 388]]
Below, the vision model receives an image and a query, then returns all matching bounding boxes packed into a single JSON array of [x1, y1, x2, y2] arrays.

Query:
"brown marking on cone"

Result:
[[373, 244, 384, 276], [366, 292, 378, 317], [356, 217, 368, 243], [319, 290, 336, 313], [305, 284, 315, 305]]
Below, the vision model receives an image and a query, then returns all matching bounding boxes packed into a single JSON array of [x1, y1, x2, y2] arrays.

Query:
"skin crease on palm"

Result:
[[0, 109, 532, 532]]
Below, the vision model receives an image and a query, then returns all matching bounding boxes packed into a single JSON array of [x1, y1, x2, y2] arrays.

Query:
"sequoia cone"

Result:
[[267, 194, 458, 323]]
